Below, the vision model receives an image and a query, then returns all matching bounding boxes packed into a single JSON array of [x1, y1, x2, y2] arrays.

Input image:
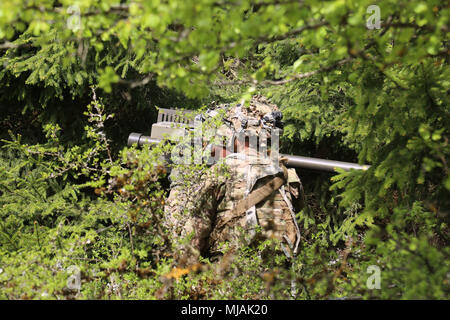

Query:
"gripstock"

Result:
[[127, 132, 370, 172]]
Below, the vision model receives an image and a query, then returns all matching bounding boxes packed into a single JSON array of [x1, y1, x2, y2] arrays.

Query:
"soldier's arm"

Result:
[[164, 164, 226, 256]]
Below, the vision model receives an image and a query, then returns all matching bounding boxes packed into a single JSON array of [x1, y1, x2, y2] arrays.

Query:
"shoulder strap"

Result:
[[215, 164, 288, 229]]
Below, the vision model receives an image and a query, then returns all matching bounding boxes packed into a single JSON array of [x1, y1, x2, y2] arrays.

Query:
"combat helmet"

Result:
[[197, 95, 284, 152]]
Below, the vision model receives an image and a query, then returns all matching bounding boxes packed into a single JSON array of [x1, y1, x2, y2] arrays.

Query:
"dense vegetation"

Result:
[[0, 0, 448, 299]]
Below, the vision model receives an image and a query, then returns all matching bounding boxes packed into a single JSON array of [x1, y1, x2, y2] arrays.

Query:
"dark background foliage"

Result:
[[0, 0, 448, 299]]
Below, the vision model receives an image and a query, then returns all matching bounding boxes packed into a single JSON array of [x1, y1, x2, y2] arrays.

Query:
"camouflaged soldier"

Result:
[[164, 95, 305, 262]]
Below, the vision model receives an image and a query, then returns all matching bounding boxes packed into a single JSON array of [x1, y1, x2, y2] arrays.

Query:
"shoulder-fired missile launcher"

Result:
[[128, 107, 370, 172]]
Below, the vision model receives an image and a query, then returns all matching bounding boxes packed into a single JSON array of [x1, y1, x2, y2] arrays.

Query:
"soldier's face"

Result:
[[211, 145, 228, 159], [235, 137, 248, 153], [239, 136, 272, 158], [210, 136, 271, 159]]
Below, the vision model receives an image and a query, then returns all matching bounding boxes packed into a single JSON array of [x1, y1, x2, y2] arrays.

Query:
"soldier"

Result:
[[164, 96, 305, 264]]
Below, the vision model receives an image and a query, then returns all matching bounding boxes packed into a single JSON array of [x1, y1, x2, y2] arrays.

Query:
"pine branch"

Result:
[[0, 42, 32, 50]]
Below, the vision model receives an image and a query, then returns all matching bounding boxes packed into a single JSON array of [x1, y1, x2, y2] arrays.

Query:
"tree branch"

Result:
[[0, 42, 33, 50], [213, 56, 353, 86], [264, 57, 352, 85], [254, 21, 329, 44]]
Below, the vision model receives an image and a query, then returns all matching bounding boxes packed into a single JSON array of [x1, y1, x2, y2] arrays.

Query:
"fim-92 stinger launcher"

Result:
[[127, 108, 370, 172]]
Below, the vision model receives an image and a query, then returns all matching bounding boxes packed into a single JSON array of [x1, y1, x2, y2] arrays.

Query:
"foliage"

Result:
[[0, 0, 449, 299]]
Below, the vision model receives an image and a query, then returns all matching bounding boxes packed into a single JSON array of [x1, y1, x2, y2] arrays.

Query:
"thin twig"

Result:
[[127, 223, 134, 256]]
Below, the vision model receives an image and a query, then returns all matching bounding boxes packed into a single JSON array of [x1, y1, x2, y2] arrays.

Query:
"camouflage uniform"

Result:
[[206, 149, 304, 258], [164, 164, 226, 257], [164, 96, 305, 260]]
